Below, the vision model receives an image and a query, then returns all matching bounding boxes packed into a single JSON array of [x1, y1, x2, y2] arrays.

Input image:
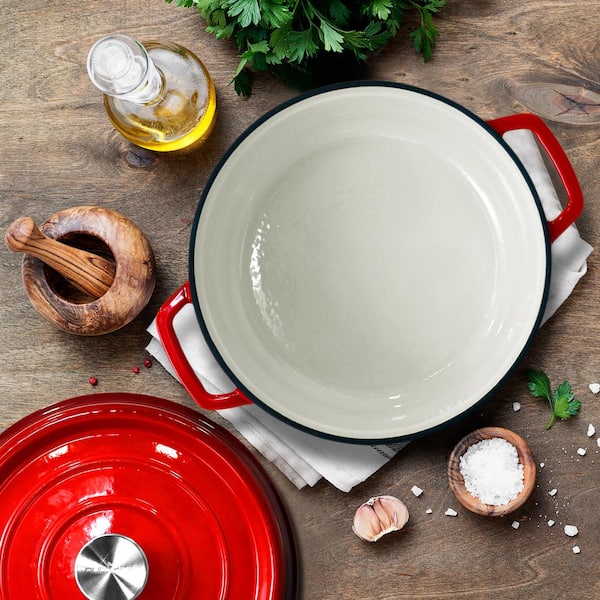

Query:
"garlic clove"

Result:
[[352, 495, 409, 542]]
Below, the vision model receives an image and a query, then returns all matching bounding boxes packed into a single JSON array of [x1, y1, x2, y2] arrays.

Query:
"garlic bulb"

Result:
[[352, 495, 409, 542]]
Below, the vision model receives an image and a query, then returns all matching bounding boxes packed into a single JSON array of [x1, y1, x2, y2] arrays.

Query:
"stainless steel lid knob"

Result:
[[75, 534, 149, 600]]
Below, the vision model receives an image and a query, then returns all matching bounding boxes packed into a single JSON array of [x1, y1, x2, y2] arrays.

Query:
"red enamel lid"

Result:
[[0, 393, 297, 600]]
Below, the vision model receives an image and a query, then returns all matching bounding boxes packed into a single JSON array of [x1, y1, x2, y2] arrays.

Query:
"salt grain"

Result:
[[587, 423, 596, 437], [589, 383, 600, 394], [512, 402, 521, 412], [511, 521, 520, 530], [459, 438, 524, 505], [577, 447, 587, 456], [548, 488, 558, 497], [564, 525, 579, 537], [445, 508, 458, 517], [547, 520, 555, 527], [425, 508, 433, 514], [411, 485, 423, 497], [572, 546, 581, 554]]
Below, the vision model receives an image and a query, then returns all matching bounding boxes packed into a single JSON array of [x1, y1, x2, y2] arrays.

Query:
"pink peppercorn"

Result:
[[144, 358, 152, 368], [89, 377, 98, 386], [132, 366, 140, 374]]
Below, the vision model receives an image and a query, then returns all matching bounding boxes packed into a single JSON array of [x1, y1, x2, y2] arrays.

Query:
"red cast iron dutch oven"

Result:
[[157, 82, 583, 444], [0, 394, 297, 599]]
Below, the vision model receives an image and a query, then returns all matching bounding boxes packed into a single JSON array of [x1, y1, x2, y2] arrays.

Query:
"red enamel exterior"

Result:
[[487, 113, 583, 242], [0, 393, 297, 599], [156, 281, 252, 410]]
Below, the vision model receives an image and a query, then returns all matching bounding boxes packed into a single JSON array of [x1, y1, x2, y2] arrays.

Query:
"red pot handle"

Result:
[[155, 281, 251, 410], [487, 113, 583, 243]]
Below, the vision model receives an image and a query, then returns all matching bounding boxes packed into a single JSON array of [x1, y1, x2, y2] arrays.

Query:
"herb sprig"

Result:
[[164, 0, 447, 95], [526, 369, 581, 430]]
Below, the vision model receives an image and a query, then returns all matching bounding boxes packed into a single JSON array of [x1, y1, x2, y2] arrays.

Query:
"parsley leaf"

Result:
[[526, 369, 552, 401], [228, 0, 261, 27], [318, 20, 345, 52], [526, 369, 581, 430], [371, 0, 393, 21]]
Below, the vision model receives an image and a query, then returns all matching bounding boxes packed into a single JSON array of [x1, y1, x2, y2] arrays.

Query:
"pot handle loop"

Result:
[[155, 281, 251, 410], [486, 113, 583, 243]]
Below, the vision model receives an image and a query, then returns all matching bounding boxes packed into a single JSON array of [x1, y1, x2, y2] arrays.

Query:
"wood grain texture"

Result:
[[1, 1, 599, 598]]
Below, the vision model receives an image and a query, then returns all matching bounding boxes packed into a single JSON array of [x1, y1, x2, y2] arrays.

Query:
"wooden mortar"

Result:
[[5, 206, 156, 335]]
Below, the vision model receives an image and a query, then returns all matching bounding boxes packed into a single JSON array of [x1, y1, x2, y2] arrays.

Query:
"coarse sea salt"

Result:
[[564, 525, 579, 537], [411, 485, 423, 497], [459, 438, 524, 505]]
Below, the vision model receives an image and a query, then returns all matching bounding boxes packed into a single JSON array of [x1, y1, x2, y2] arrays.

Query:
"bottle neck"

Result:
[[87, 34, 163, 104]]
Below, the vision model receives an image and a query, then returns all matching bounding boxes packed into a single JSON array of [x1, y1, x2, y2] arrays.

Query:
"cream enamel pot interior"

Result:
[[157, 82, 583, 443]]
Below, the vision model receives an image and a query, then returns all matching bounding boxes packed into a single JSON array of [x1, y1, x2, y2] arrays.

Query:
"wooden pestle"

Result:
[[5, 217, 116, 298]]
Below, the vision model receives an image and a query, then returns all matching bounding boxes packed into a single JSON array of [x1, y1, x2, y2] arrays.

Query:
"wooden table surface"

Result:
[[1, 1, 599, 598]]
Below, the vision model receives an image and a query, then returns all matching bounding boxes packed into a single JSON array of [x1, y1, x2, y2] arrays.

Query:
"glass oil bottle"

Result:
[[87, 34, 216, 151]]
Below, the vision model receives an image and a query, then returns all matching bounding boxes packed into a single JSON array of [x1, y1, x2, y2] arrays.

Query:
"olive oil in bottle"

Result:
[[87, 34, 216, 151]]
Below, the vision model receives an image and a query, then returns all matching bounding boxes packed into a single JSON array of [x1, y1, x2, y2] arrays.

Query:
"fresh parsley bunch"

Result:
[[165, 0, 447, 95]]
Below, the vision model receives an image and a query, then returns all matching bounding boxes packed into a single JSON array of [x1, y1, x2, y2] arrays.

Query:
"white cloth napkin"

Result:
[[146, 129, 592, 492], [146, 316, 405, 491], [503, 130, 593, 324]]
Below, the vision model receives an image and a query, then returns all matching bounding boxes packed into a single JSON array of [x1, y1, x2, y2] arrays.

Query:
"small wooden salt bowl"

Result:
[[5, 206, 156, 335], [447, 426, 536, 517]]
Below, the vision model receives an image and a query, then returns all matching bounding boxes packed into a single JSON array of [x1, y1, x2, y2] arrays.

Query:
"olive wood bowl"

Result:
[[6, 206, 155, 335], [447, 426, 536, 517]]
